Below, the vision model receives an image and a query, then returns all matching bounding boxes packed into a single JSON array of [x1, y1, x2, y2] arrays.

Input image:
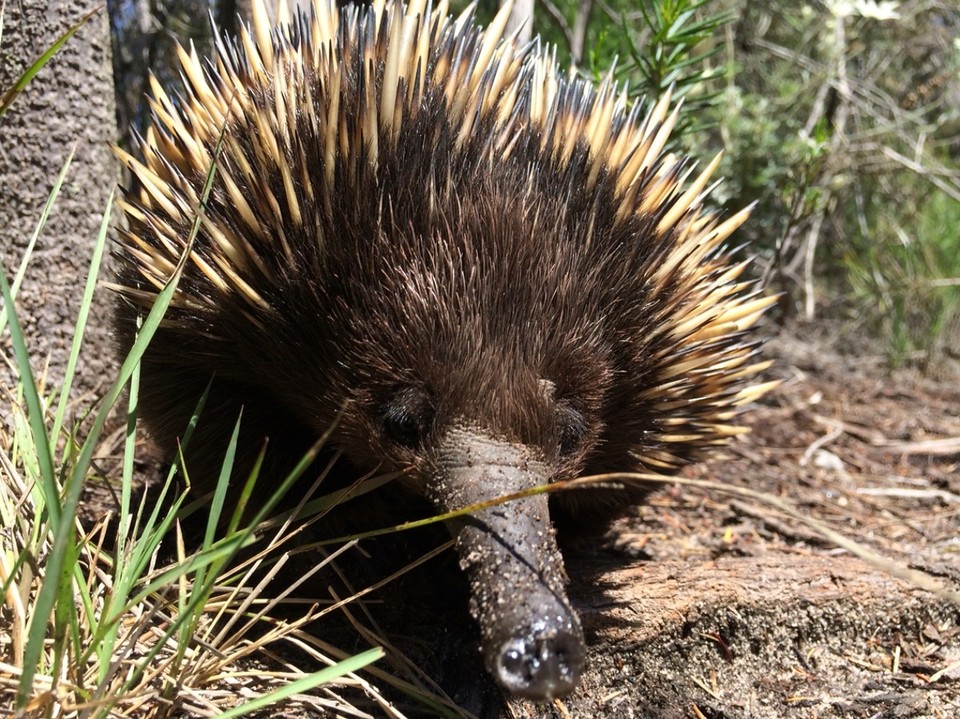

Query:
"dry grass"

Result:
[[0, 169, 393, 718]]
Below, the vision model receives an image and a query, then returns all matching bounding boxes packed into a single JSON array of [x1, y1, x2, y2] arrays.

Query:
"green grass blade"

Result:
[[14, 418, 81, 710], [202, 411, 242, 551], [0, 5, 102, 117], [50, 188, 113, 445], [226, 442, 266, 535], [189, 412, 244, 611], [215, 648, 385, 719], [0, 265, 57, 528], [116, 354, 140, 566]]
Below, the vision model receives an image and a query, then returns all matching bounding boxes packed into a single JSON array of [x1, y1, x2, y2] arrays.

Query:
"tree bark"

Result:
[[0, 1, 118, 404]]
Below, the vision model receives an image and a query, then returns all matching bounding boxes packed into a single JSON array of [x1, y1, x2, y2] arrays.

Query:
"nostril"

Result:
[[495, 627, 585, 700]]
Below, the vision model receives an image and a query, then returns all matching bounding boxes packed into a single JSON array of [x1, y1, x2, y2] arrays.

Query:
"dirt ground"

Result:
[[529, 326, 960, 719]]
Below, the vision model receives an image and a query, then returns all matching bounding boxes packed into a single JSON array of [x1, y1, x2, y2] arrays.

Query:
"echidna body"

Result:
[[113, 0, 776, 701]]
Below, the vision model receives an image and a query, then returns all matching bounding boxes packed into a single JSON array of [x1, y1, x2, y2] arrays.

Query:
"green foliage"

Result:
[[597, 0, 732, 138], [710, 86, 831, 224], [703, 0, 960, 363], [467, 0, 733, 150]]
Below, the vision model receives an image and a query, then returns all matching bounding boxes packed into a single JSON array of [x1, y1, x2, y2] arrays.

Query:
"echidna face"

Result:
[[112, 0, 776, 703], [352, 377, 597, 481], [315, 205, 613, 487]]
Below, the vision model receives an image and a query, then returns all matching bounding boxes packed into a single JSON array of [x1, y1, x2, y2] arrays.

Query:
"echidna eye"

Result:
[[557, 404, 588, 457], [381, 388, 434, 449]]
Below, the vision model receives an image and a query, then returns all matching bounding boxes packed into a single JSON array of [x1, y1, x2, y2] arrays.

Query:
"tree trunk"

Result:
[[0, 1, 118, 404]]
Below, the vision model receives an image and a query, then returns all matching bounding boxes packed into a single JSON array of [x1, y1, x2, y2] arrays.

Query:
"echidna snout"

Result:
[[495, 625, 583, 700], [432, 429, 584, 700]]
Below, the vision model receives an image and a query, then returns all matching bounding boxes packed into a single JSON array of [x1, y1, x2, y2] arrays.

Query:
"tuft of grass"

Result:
[[0, 161, 394, 718]]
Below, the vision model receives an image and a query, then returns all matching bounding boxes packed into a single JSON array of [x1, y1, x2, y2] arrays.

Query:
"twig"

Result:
[[800, 416, 844, 466], [537, 0, 574, 52], [855, 487, 960, 503], [876, 436, 960, 456]]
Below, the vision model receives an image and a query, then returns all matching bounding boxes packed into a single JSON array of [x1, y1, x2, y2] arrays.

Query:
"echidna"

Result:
[[112, 0, 776, 702]]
